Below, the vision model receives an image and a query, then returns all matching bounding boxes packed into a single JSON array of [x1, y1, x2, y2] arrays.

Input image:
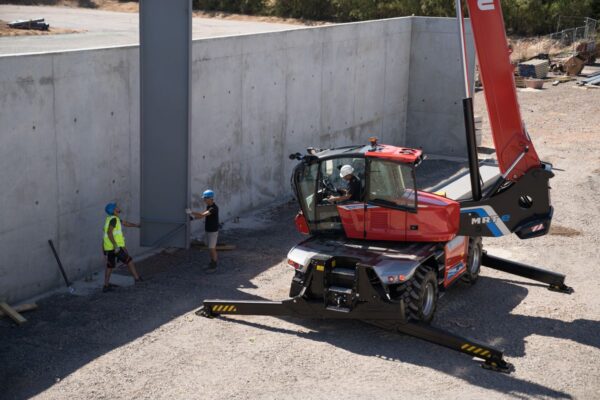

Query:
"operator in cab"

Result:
[[326, 164, 361, 204]]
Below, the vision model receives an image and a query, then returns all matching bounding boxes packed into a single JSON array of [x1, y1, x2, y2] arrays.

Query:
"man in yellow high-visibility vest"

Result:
[[103, 202, 142, 292]]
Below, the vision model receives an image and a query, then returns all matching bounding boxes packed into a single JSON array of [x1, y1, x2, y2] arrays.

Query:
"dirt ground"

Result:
[[1, 72, 600, 399]]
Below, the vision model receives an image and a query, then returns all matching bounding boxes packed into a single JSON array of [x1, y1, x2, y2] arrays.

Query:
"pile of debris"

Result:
[[508, 37, 600, 90], [576, 71, 600, 87], [550, 41, 597, 76], [8, 18, 49, 31]]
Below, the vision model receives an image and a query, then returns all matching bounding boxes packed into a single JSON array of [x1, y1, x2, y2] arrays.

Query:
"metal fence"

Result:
[[549, 17, 597, 45]]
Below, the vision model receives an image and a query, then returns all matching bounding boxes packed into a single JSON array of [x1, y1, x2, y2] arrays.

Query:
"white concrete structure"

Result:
[[0, 16, 473, 303]]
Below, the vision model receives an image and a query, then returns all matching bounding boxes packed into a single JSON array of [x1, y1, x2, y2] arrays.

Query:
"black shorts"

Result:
[[104, 248, 132, 269]]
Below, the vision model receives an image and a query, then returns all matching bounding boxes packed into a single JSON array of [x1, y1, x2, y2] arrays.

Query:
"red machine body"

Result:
[[336, 189, 459, 243]]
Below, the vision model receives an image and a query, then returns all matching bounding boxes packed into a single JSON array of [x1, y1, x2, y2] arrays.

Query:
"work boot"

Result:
[[205, 261, 217, 273], [102, 285, 113, 293]]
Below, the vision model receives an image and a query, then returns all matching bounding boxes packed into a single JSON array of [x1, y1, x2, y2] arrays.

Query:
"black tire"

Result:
[[462, 237, 482, 284], [400, 265, 438, 324]]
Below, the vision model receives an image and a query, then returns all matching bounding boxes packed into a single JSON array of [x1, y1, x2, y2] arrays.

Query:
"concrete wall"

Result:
[[190, 19, 412, 217], [0, 17, 472, 303], [406, 17, 475, 156], [0, 48, 141, 302]]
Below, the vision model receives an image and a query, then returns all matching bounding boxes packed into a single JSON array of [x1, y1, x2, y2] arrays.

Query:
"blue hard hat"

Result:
[[202, 189, 214, 199], [105, 202, 117, 215]]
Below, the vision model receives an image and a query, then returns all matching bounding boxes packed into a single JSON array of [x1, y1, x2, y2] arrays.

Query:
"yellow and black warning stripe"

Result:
[[211, 304, 237, 313], [461, 343, 491, 358]]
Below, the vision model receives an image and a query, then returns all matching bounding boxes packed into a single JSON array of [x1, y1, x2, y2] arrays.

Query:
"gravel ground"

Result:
[[1, 77, 600, 399]]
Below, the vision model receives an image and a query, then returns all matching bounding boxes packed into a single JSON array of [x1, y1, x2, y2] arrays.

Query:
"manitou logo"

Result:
[[478, 0, 495, 11], [471, 214, 509, 225]]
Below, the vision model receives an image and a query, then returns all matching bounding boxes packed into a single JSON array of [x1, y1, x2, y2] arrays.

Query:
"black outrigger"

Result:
[[197, 239, 571, 373]]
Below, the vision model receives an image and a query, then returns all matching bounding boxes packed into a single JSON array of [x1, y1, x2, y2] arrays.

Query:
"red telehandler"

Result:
[[197, 0, 572, 372]]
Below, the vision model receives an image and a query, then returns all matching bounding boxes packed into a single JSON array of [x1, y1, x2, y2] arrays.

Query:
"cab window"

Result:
[[295, 162, 318, 223], [367, 159, 416, 210], [318, 157, 365, 203]]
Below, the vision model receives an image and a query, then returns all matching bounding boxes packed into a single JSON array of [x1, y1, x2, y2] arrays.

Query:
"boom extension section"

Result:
[[465, 0, 541, 179]]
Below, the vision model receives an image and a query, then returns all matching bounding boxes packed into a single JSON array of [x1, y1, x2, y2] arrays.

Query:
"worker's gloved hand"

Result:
[[186, 209, 195, 221], [114, 247, 120, 254]]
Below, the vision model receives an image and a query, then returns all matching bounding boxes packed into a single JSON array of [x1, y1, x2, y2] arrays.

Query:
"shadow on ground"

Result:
[[216, 274, 598, 399], [0, 202, 298, 399], [1, 202, 596, 399]]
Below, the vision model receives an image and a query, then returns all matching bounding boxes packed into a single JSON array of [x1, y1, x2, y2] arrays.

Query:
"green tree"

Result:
[[192, 0, 599, 36]]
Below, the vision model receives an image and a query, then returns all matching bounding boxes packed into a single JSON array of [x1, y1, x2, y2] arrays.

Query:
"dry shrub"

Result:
[[510, 37, 567, 63]]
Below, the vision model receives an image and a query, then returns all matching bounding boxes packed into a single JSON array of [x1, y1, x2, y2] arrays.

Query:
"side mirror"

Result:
[[289, 152, 302, 160], [414, 154, 426, 167]]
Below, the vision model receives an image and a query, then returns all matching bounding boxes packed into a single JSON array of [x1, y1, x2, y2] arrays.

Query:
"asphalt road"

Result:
[[0, 5, 301, 55]]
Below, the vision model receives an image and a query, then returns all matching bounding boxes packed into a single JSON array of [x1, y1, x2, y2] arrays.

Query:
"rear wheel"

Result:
[[402, 265, 438, 324], [462, 237, 482, 284]]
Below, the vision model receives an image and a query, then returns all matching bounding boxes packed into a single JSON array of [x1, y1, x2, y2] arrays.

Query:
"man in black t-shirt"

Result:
[[186, 189, 220, 272], [326, 164, 362, 204]]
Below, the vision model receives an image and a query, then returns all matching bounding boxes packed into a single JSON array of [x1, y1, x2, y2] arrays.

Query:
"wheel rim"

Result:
[[422, 282, 435, 316], [469, 246, 480, 274]]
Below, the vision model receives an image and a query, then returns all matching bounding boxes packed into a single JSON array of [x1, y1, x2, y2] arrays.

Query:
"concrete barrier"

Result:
[[0, 16, 473, 303]]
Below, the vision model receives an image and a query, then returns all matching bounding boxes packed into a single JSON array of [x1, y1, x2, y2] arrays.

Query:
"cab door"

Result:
[[364, 158, 417, 241]]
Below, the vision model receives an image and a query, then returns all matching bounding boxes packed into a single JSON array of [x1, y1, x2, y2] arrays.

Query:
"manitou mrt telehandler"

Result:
[[197, 0, 572, 372]]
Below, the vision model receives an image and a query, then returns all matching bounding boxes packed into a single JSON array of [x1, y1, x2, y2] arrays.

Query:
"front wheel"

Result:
[[405, 265, 438, 324], [462, 237, 482, 284]]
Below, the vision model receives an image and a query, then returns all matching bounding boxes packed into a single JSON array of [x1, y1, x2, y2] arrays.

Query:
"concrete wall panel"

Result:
[[283, 31, 323, 180], [321, 35, 357, 148], [53, 49, 133, 270], [191, 42, 244, 216], [406, 17, 475, 156], [354, 23, 386, 137], [0, 55, 60, 299], [240, 34, 287, 208], [382, 21, 412, 144], [127, 47, 141, 255]]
